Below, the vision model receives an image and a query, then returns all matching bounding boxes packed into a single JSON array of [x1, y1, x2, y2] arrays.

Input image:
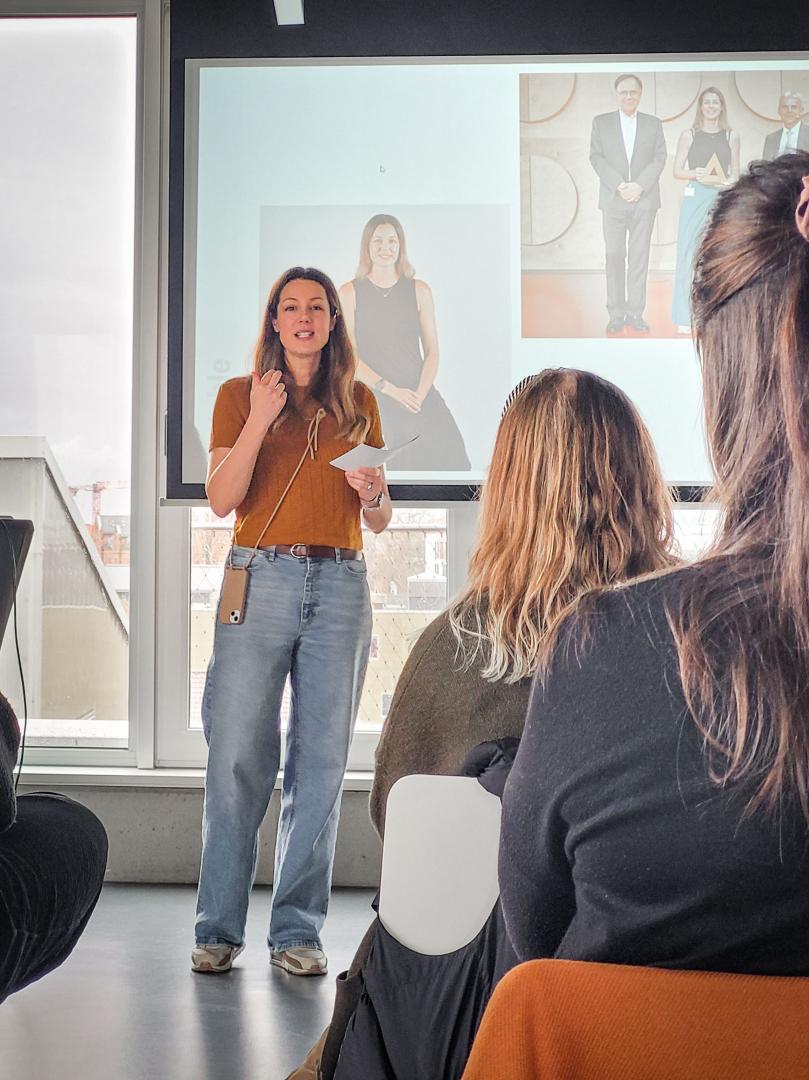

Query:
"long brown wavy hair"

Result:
[[354, 214, 415, 280], [254, 266, 369, 442], [670, 152, 809, 821], [449, 369, 675, 683]]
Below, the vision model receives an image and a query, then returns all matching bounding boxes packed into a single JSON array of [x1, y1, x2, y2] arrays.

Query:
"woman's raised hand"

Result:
[[248, 369, 287, 432]]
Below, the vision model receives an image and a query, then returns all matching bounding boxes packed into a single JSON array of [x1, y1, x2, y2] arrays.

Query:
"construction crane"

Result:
[[68, 480, 129, 523]]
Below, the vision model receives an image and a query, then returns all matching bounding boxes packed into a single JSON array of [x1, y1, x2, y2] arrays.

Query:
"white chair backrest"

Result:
[[378, 774, 502, 956]]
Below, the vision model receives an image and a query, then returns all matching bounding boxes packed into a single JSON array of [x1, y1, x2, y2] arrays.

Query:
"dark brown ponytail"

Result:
[[671, 152, 809, 820]]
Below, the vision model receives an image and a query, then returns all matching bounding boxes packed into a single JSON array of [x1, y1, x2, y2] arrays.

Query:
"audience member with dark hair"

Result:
[[501, 153, 809, 977], [0, 691, 108, 1003], [288, 367, 676, 1079]]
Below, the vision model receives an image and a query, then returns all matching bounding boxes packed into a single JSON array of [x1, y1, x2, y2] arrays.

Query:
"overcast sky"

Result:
[[0, 17, 136, 496]]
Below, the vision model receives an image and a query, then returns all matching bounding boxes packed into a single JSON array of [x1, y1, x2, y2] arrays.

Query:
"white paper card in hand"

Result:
[[330, 435, 419, 471]]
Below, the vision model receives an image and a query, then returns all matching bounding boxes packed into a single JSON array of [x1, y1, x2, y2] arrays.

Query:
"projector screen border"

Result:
[[167, 51, 809, 504]]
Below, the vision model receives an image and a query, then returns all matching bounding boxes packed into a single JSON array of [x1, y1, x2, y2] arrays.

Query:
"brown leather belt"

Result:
[[272, 544, 363, 561]]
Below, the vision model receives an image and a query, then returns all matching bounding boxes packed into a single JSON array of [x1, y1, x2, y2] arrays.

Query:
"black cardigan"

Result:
[[500, 570, 809, 976]]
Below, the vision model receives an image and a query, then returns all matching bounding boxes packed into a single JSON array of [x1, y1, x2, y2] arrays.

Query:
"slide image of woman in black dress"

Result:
[[339, 214, 471, 472], [671, 87, 739, 332]]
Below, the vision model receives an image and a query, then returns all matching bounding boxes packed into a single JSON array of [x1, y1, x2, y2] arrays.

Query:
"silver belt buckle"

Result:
[[290, 543, 307, 559]]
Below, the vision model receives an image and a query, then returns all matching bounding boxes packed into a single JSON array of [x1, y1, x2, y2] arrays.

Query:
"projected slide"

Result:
[[181, 57, 809, 489], [256, 205, 504, 473], [520, 68, 809, 338]]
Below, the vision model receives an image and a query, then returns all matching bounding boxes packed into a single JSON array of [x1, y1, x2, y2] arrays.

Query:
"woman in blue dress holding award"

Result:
[[671, 87, 740, 332]]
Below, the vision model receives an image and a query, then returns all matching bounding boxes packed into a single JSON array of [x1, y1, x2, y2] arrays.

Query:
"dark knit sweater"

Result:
[[370, 609, 531, 838], [500, 570, 809, 976]]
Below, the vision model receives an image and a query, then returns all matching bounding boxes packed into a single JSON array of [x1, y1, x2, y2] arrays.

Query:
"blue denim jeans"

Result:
[[195, 545, 372, 952]]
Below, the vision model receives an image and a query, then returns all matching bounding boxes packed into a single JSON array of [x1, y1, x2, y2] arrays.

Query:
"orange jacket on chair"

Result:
[[461, 959, 809, 1080]]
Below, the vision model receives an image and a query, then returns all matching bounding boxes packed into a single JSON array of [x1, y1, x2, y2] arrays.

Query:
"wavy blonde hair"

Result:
[[449, 369, 676, 683], [254, 266, 370, 443]]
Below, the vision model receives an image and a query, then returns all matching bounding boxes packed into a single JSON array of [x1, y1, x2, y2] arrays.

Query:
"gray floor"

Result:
[[0, 883, 377, 1080]]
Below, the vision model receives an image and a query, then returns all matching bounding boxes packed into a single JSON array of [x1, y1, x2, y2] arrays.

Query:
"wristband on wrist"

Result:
[[361, 490, 384, 511]]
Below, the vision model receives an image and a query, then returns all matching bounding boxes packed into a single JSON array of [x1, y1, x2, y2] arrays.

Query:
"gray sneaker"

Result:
[[270, 946, 328, 976], [191, 941, 244, 974]]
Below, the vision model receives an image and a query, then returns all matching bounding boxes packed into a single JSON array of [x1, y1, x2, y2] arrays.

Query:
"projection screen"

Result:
[[172, 54, 809, 497]]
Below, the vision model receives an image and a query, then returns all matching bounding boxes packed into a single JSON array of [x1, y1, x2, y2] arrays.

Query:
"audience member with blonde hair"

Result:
[[371, 366, 676, 832], [288, 366, 675, 1080], [501, 154, 809, 978]]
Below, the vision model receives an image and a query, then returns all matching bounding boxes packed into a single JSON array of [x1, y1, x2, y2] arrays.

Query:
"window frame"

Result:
[[155, 502, 477, 769], [7, 0, 164, 770], [5, 5, 476, 773]]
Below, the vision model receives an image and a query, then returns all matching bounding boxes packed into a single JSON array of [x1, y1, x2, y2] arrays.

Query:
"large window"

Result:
[[171, 500, 718, 767], [180, 508, 448, 766], [1, 9, 724, 777], [0, 15, 137, 750]]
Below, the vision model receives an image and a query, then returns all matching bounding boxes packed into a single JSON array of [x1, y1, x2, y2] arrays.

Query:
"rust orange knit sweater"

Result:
[[210, 377, 383, 550]]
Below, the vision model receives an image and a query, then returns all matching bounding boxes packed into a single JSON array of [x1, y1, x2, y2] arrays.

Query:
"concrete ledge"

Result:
[[16, 783, 382, 887], [17, 765, 374, 791]]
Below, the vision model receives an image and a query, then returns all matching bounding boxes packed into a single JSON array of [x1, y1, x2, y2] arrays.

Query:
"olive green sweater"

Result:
[[369, 608, 532, 838]]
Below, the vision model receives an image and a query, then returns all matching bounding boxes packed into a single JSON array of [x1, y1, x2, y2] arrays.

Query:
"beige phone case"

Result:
[[218, 566, 249, 625]]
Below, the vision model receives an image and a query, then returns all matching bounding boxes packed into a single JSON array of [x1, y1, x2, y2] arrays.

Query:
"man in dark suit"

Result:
[[590, 74, 667, 335], [762, 93, 809, 160]]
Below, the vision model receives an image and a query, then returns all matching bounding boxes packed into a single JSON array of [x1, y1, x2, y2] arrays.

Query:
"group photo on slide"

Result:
[[520, 66, 809, 339]]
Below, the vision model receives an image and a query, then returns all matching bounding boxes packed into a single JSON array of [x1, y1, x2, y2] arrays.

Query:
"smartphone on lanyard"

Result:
[[219, 566, 249, 625]]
